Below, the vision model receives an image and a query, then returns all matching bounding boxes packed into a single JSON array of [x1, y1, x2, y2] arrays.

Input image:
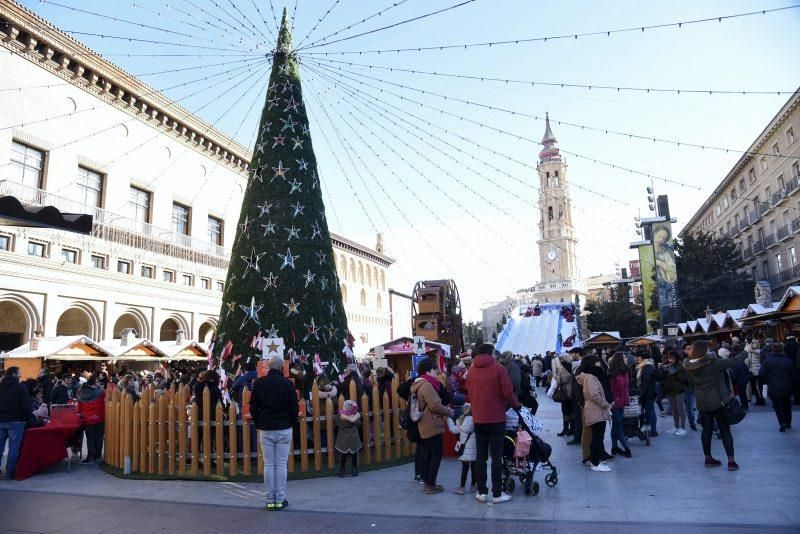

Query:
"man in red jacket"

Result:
[[76, 376, 105, 464], [466, 343, 520, 504]]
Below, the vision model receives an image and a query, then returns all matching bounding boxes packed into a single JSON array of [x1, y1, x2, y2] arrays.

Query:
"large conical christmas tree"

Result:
[[216, 9, 349, 386]]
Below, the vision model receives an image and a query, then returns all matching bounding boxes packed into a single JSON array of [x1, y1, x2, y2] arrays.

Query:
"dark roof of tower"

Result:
[[539, 112, 561, 162]]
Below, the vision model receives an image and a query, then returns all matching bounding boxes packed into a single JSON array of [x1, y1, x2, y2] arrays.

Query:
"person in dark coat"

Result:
[[396, 376, 423, 482], [340, 364, 364, 402], [684, 340, 746, 471], [250, 355, 298, 510], [784, 336, 800, 405], [759, 346, 795, 431], [635, 352, 659, 436], [49, 374, 73, 405], [0, 367, 31, 479]]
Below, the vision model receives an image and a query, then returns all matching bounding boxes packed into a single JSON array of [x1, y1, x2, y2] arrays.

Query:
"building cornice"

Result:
[[331, 232, 394, 267], [681, 89, 800, 234], [0, 0, 252, 174]]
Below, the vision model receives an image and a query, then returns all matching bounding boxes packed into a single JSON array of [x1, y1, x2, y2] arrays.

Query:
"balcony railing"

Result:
[[777, 224, 792, 242], [0, 180, 230, 269], [763, 233, 777, 249], [787, 176, 800, 195], [792, 217, 800, 233], [772, 188, 788, 206], [770, 264, 800, 288], [761, 199, 775, 215], [753, 240, 765, 255], [739, 219, 749, 232], [748, 211, 760, 225]]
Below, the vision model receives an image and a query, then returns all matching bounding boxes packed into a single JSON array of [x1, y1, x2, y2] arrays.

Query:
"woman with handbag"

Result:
[[683, 340, 747, 471], [608, 353, 632, 458], [549, 355, 573, 437]]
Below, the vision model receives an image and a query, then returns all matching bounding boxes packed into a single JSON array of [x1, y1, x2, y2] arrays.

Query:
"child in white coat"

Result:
[[447, 404, 476, 495]]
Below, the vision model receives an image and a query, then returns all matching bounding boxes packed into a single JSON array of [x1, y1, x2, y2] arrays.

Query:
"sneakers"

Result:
[[667, 427, 678, 435], [491, 493, 512, 504], [454, 486, 465, 495], [566, 438, 581, 445], [690, 424, 698, 431], [622, 448, 632, 458], [475, 492, 488, 503], [470, 484, 477, 492], [414, 474, 422, 483], [591, 462, 612, 472], [675, 429, 687, 436], [728, 461, 739, 472], [582, 458, 592, 468], [79, 458, 94, 465], [273, 500, 288, 511], [265, 502, 276, 510], [424, 484, 444, 494], [705, 458, 722, 468]]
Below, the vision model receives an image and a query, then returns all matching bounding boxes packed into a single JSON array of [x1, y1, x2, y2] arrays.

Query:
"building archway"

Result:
[[159, 314, 189, 342], [0, 300, 30, 351], [198, 320, 217, 343], [341, 284, 348, 303], [113, 313, 143, 339], [56, 307, 94, 338]]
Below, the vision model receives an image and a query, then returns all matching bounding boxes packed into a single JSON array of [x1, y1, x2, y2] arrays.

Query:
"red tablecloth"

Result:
[[14, 424, 81, 480]]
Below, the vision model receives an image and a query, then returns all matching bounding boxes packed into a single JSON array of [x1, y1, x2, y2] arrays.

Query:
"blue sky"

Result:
[[18, 0, 800, 320]]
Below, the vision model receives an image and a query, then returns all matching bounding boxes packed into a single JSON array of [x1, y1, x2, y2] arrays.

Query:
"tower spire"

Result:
[[539, 112, 560, 162]]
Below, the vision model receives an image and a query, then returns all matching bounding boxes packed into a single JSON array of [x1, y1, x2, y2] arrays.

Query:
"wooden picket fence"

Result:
[[103, 377, 413, 478]]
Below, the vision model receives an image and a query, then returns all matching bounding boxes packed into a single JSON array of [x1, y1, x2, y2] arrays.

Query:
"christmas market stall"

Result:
[[626, 335, 664, 347], [584, 331, 622, 351], [368, 337, 450, 380], [774, 286, 800, 337], [0, 335, 113, 379], [738, 300, 784, 340]]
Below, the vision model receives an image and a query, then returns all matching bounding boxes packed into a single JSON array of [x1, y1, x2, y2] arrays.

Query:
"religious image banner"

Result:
[[638, 244, 659, 331], [651, 221, 681, 326]]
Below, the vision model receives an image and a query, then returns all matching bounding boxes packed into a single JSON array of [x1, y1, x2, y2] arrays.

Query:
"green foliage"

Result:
[[463, 321, 483, 344], [584, 283, 645, 338], [215, 16, 348, 382], [675, 231, 752, 320]]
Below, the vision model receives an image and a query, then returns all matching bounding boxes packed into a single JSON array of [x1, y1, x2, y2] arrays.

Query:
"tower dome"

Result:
[[538, 112, 561, 163]]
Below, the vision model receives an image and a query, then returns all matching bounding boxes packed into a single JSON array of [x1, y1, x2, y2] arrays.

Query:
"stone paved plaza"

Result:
[[2, 395, 799, 532]]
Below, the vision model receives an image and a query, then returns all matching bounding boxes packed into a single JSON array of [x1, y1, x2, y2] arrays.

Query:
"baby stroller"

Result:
[[622, 394, 650, 446], [502, 408, 558, 496]]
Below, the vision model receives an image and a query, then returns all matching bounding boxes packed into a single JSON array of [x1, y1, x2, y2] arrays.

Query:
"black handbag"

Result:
[[552, 384, 567, 403], [456, 432, 472, 456], [720, 370, 746, 425]]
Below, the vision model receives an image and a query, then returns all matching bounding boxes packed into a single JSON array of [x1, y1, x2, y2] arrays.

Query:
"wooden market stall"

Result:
[[367, 337, 450, 380], [0, 335, 113, 379], [626, 335, 664, 347], [584, 331, 622, 350]]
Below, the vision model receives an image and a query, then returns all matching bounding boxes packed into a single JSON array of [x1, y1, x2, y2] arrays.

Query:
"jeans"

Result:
[[84, 423, 105, 461], [610, 408, 629, 450], [668, 393, 686, 429], [589, 421, 607, 466], [0, 421, 25, 479], [700, 408, 734, 458], [769, 396, 792, 427], [475, 422, 505, 498], [259, 428, 292, 503], [642, 399, 657, 433], [684, 389, 696, 426], [419, 433, 443, 486]]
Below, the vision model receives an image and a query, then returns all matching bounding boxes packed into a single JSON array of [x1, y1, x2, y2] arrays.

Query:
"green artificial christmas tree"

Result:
[[215, 9, 350, 387]]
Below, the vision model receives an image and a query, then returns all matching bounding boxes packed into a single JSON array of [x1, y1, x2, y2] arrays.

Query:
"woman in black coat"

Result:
[[759, 349, 795, 431]]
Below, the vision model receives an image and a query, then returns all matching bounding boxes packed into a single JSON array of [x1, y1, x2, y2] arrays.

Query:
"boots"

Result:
[[557, 419, 569, 437], [351, 453, 359, 477], [338, 454, 347, 477], [566, 419, 574, 436]]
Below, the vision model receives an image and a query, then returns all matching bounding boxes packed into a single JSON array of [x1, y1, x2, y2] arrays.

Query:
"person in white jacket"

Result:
[[447, 405, 476, 495], [745, 341, 765, 406]]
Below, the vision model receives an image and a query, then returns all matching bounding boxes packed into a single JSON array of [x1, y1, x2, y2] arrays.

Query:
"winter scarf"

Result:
[[421, 373, 442, 392], [636, 358, 654, 382]]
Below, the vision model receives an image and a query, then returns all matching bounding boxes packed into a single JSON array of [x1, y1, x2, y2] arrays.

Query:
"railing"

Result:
[[787, 176, 800, 195], [764, 233, 777, 249], [739, 219, 749, 232], [770, 264, 800, 288], [792, 217, 800, 233], [753, 240, 765, 255], [761, 199, 775, 215], [777, 224, 791, 241], [772, 188, 787, 206], [0, 180, 229, 269], [748, 211, 760, 225], [104, 375, 413, 479]]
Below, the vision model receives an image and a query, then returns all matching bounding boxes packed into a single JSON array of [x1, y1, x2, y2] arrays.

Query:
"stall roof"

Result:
[[776, 286, 800, 311], [153, 340, 209, 358], [677, 323, 688, 335], [685, 320, 698, 334], [585, 331, 622, 345], [711, 313, 727, 329], [368, 336, 449, 356], [696, 318, 711, 333], [0, 335, 111, 360], [99, 338, 165, 358], [627, 335, 664, 346], [740, 301, 782, 321]]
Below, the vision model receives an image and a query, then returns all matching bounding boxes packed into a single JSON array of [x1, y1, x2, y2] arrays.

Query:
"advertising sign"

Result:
[[651, 220, 681, 326], [638, 244, 659, 331]]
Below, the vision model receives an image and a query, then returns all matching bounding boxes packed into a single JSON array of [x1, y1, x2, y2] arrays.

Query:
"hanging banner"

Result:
[[651, 221, 681, 327], [638, 244, 659, 332]]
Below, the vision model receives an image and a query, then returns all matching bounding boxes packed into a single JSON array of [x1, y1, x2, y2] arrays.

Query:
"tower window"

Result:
[[554, 171, 559, 177], [548, 206, 553, 221]]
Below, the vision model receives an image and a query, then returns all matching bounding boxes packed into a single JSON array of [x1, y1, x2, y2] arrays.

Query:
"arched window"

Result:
[[377, 293, 382, 309], [338, 254, 346, 278], [380, 270, 386, 291], [341, 284, 348, 302], [349, 259, 356, 282], [366, 266, 372, 287], [360, 289, 367, 306], [547, 206, 554, 221], [358, 262, 364, 284]]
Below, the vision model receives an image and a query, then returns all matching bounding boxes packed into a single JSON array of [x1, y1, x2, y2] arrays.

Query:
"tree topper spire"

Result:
[[277, 7, 293, 54]]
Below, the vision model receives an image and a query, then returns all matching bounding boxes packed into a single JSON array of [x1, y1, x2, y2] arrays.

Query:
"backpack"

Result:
[[399, 393, 423, 430]]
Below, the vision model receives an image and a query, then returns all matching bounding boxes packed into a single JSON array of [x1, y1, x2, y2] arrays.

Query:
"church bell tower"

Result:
[[534, 114, 584, 303]]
